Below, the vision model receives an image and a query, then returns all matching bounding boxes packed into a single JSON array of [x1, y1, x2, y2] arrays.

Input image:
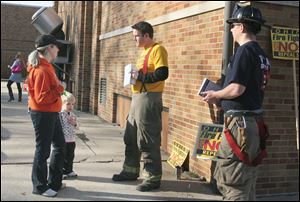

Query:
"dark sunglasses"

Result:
[[230, 23, 242, 29]]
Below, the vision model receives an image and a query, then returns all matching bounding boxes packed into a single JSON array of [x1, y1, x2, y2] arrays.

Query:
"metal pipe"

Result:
[[221, 1, 235, 79], [51, 62, 71, 78]]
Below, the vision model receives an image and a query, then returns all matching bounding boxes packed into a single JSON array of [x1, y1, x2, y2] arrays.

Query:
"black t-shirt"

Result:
[[221, 41, 270, 113]]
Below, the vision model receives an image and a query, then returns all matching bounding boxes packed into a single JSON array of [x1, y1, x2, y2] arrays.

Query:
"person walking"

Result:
[[202, 5, 271, 200], [7, 52, 25, 102], [59, 91, 79, 179], [112, 21, 169, 192], [27, 34, 66, 197]]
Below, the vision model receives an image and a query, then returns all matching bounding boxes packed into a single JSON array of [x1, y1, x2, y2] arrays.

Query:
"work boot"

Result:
[[112, 172, 138, 181], [136, 181, 160, 192]]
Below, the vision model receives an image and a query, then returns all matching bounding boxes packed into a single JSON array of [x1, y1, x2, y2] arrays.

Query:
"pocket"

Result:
[[256, 118, 269, 149]]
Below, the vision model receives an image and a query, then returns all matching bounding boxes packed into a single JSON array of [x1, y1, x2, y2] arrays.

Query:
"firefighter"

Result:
[[202, 5, 271, 200], [112, 21, 168, 192]]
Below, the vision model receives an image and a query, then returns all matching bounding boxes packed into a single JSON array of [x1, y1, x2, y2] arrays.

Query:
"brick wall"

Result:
[[1, 4, 41, 79], [252, 2, 299, 195], [56, 1, 299, 195]]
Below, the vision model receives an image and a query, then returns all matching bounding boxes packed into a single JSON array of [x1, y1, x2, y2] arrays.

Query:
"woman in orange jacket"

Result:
[[27, 34, 66, 197]]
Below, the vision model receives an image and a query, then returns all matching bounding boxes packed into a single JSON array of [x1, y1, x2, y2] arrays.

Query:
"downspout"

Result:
[[221, 1, 235, 79]]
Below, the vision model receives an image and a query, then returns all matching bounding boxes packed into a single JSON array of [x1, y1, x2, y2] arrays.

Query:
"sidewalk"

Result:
[[1, 81, 298, 201]]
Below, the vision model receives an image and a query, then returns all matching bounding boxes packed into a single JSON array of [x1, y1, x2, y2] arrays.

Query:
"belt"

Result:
[[224, 109, 264, 118]]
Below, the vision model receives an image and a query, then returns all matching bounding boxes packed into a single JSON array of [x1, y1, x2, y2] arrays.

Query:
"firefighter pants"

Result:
[[214, 116, 260, 201], [122, 92, 163, 184]]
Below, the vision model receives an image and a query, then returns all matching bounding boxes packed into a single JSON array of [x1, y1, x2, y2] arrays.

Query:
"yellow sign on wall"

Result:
[[271, 26, 299, 60], [167, 140, 189, 168]]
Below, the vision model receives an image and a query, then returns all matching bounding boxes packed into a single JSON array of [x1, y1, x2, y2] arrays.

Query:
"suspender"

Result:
[[224, 115, 268, 167], [140, 43, 157, 93]]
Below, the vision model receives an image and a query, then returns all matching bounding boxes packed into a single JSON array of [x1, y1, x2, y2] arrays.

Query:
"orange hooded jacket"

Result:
[[27, 58, 64, 112]]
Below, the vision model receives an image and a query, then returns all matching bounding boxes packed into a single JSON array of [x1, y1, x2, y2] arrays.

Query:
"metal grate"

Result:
[[99, 78, 107, 104]]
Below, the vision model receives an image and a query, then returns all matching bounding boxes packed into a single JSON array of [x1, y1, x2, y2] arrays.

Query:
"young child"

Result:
[[59, 91, 79, 179]]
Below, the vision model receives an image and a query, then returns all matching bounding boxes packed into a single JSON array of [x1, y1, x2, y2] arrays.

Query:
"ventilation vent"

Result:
[[99, 78, 107, 104]]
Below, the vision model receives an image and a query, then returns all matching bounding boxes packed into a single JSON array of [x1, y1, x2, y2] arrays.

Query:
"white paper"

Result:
[[123, 64, 137, 87]]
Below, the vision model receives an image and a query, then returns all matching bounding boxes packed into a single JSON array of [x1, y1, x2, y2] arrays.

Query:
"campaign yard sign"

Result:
[[271, 26, 299, 60], [167, 140, 189, 168], [193, 123, 223, 160]]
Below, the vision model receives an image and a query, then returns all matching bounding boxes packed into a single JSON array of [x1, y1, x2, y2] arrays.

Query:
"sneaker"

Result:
[[8, 98, 14, 102], [136, 182, 160, 192], [63, 171, 77, 179], [112, 172, 138, 181], [41, 188, 57, 197], [67, 171, 77, 177]]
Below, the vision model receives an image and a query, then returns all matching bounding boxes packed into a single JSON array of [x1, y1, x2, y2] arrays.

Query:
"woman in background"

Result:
[[7, 52, 24, 102]]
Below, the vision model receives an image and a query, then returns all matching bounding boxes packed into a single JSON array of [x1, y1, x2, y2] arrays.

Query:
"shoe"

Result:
[[41, 188, 57, 197], [8, 98, 14, 102], [63, 171, 77, 179], [18, 98, 22, 102], [112, 172, 138, 181], [67, 171, 77, 177], [136, 182, 160, 192]]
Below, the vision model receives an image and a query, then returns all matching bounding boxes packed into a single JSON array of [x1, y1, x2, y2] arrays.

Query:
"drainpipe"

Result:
[[221, 1, 236, 80]]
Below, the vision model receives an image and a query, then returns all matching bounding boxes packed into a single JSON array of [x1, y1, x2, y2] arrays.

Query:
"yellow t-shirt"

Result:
[[132, 44, 168, 93]]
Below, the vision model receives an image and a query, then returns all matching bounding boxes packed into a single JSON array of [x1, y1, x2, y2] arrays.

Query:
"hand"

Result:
[[203, 90, 220, 105], [60, 81, 67, 89], [130, 70, 139, 80], [68, 116, 77, 126]]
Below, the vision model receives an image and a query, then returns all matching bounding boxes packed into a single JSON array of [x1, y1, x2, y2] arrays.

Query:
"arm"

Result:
[[69, 112, 79, 129], [136, 66, 168, 83], [9, 60, 19, 69], [33, 71, 64, 105], [203, 83, 246, 104], [59, 112, 69, 136]]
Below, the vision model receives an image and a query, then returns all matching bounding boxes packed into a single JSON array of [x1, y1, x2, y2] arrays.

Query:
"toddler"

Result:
[[59, 91, 79, 179]]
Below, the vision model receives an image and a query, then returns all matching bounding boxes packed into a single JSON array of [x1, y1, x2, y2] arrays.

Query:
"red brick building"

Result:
[[55, 1, 299, 196], [1, 3, 41, 79]]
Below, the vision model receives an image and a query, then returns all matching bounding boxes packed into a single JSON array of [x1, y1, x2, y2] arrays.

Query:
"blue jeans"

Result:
[[30, 110, 65, 194]]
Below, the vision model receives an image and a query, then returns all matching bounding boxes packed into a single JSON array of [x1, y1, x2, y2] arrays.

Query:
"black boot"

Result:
[[17, 83, 22, 102], [136, 181, 160, 192], [112, 172, 138, 181]]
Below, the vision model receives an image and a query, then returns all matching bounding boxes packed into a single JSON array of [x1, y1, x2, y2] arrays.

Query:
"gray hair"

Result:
[[27, 45, 52, 67]]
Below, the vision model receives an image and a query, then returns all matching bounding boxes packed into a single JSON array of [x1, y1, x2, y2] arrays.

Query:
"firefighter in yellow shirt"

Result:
[[112, 21, 168, 192]]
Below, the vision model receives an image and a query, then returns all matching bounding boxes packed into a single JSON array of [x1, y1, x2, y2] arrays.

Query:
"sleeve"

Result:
[[70, 112, 80, 130], [137, 66, 168, 83], [227, 47, 252, 86], [33, 70, 64, 105], [153, 46, 168, 69], [59, 112, 69, 136], [10, 60, 19, 69]]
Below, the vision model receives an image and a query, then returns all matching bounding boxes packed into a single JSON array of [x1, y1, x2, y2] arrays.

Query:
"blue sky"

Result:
[[1, 1, 53, 7]]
